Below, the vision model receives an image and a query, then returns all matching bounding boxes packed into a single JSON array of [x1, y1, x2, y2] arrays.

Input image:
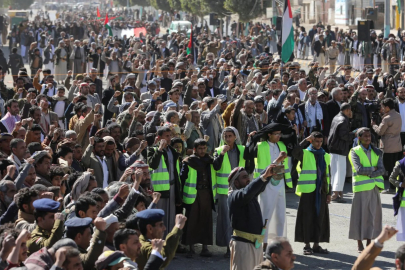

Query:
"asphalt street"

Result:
[[168, 183, 398, 270], [4, 9, 400, 270]]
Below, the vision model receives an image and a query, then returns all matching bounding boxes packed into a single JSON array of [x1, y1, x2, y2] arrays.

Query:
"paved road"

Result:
[[168, 183, 398, 270], [2, 10, 400, 270]]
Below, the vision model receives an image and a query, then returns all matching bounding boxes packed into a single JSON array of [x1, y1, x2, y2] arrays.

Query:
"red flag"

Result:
[[187, 28, 193, 55], [134, 27, 147, 38], [97, 7, 101, 18]]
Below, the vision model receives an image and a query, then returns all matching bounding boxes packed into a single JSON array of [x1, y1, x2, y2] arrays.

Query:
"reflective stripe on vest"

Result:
[[215, 145, 245, 195], [348, 146, 384, 193], [182, 165, 216, 204], [150, 148, 180, 192], [254, 141, 292, 188], [296, 150, 330, 195]]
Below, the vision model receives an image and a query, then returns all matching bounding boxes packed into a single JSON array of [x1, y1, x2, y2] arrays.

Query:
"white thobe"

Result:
[[330, 153, 347, 192], [258, 141, 287, 243]]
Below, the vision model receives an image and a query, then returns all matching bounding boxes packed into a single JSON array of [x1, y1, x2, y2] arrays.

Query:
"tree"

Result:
[[150, 0, 172, 12], [168, 0, 182, 10], [224, 0, 262, 22], [179, 0, 208, 17], [6, 0, 33, 9], [131, 0, 150, 6], [202, 0, 229, 17]]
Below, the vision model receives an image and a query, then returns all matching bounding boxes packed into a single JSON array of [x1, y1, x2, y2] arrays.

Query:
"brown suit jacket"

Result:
[[81, 144, 104, 188], [351, 242, 383, 270], [373, 109, 403, 153], [74, 110, 95, 150]]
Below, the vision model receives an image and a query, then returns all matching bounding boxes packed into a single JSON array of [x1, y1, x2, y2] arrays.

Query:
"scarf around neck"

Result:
[[307, 144, 326, 216], [1, 112, 20, 133], [297, 100, 323, 133]]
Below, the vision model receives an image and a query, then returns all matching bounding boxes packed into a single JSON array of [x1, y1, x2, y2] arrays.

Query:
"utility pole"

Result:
[[384, 0, 390, 38], [272, 0, 277, 25]]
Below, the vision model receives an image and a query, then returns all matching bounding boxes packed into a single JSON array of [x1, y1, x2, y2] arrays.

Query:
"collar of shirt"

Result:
[[360, 143, 371, 152], [11, 154, 22, 166]]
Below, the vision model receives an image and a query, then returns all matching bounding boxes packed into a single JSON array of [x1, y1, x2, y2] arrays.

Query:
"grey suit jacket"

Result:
[[67, 84, 103, 113], [199, 104, 221, 152], [81, 144, 105, 188]]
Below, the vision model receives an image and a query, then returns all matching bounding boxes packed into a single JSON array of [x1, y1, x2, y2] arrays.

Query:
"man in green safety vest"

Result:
[[292, 131, 331, 256], [213, 126, 249, 257], [147, 126, 182, 237], [180, 138, 216, 258], [348, 127, 385, 253], [250, 122, 293, 251]]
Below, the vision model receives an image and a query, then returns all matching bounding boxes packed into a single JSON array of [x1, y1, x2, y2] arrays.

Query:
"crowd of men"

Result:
[[1, 5, 405, 270]]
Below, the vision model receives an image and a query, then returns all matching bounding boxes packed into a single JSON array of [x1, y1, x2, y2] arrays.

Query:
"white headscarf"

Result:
[[220, 126, 242, 146]]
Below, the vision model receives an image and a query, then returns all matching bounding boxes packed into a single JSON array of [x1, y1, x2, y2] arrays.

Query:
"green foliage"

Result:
[[179, 0, 207, 17], [224, 0, 262, 22], [131, 0, 150, 7], [201, 0, 229, 17], [150, 0, 172, 12], [168, 0, 182, 10], [6, 0, 33, 9]]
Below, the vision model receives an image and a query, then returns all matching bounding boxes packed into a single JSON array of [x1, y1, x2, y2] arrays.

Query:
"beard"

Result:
[[140, 179, 153, 195]]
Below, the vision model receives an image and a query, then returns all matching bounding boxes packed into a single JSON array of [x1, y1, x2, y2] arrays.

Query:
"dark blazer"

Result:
[[90, 77, 103, 99], [90, 53, 106, 74], [155, 47, 170, 59], [102, 87, 115, 126], [0, 122, 7, 133], [325, 99, 341, 136], [313, 39, 326, 56], [204, 85, 221, 97], [327, 112, 356, 155], [160, 77, 173, 101], [7, 53, 23, 75], [43, 46, 52, 65]]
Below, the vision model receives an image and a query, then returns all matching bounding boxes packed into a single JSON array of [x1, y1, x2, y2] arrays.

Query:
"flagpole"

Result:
[[280, 0, 284, 75]]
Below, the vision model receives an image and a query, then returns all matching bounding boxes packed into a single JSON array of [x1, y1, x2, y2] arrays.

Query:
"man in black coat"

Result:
[[204, 76, 220, 97], [325, 87, 343, 137], [89, 68, 103, 98], [155, 41, 171, 59], [327, 103, 356, 202], [102, 76, 117, 127], [228, 157, 284, 270], [90, 47, 106, 78], [7, 47, 24, 82], [313, 34, 326, 66]]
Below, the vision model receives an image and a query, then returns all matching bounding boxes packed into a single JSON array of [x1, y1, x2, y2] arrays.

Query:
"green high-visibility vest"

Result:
[[253, 141, 292, 188], [401, 188, 405, 208], [182, 165, 217, 204], [214, 145, 245, 195], [150, 148, 180, 192], [348, 145, 384, 193], [296, 149, 330, 195]]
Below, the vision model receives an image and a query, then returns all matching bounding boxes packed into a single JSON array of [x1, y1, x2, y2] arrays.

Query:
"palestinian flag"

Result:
[[97, 7, 101, 18], [104, 13, 113, 36], [281, 0, 294, 63], [186, 28, 193, 55]]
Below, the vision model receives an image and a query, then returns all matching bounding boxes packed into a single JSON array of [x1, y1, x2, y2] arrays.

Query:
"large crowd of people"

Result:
[[0, 5, 404, 270]]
